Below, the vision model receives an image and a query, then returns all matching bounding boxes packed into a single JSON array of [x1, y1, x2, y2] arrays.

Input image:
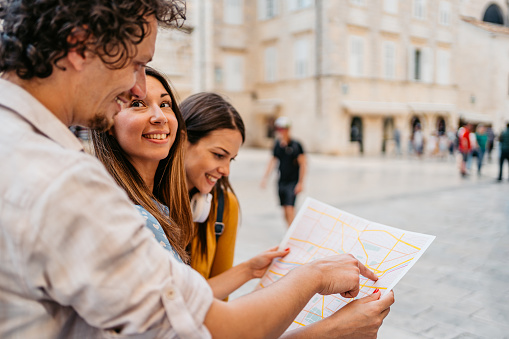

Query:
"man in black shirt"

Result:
[[497, 123, 509, 181], [261, 117, 307, 226]]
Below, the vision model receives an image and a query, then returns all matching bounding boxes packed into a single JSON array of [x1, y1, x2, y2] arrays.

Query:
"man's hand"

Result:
[[308, 254, 378, 298], [294, 182, 303, 194], [260, 178, 268, 189]]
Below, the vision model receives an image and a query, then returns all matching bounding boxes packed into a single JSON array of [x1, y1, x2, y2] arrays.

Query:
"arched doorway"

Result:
[[410, 116, 423, 155], [410, 116, 422, 133], [350, 116, 364, 154], [436, 116, 446, 136], [483, 4, 504, 25]]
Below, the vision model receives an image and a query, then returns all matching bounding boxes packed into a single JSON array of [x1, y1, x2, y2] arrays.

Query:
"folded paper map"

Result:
[[256, 197, 435, 331]]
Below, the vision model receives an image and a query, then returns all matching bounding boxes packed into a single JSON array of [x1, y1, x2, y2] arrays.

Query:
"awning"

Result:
[[343, 101, 456, 115], [458, 111, 493, 124], [342, 101, 409, 115], [408, 102, 455, 113]]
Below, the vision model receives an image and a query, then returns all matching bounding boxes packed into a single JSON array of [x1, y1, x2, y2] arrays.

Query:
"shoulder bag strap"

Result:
[[215, 188, 225, 242]]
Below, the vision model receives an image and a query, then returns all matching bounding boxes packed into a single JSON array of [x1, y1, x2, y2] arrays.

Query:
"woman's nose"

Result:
[[150, 107, 167, 124], [218, 163, 230, 177]]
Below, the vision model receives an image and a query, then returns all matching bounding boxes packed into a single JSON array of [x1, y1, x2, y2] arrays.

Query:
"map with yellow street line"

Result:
[[257, 197, 435, 331]]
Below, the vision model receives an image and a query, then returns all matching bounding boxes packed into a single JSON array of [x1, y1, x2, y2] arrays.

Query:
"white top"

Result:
[[0, 78, 212, 338]]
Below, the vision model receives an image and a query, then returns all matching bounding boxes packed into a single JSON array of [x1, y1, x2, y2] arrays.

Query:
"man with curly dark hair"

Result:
[[0, 1, 222, 338], [0, 1, 393, 338]]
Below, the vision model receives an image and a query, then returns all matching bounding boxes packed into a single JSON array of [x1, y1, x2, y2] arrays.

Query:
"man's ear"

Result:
[[66, 27, 90, 72]]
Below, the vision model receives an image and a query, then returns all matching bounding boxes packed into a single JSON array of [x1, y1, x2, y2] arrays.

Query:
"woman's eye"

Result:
[[214, 153, 225, 159], [161, 102, 171, 108], [130, 100, 145, 108]]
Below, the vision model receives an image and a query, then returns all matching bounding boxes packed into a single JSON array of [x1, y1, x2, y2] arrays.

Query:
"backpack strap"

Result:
[[215, 188, 225, 242]]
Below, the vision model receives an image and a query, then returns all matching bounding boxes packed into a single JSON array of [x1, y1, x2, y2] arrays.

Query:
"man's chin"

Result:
[[87, 113, 113, 132]]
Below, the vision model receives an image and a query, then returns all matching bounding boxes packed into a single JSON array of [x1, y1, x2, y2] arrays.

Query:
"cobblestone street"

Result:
[[229, 148, 509, 339]]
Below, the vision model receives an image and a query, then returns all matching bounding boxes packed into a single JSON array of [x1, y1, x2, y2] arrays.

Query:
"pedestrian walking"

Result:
[[497, 123, 509, 181], [475, 125, 488, 175], [486, 126, 495, 162], [393, 127, 401, 155], [458, 124, 472, 176], [413, 124, 424, 157], [261, 116, 307, 227]]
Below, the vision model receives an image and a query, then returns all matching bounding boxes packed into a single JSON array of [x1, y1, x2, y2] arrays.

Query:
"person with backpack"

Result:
[[181, 92, 284, 299]]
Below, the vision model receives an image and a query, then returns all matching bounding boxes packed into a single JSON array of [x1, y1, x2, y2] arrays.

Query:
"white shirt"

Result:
[[0, 78, 212, 338]]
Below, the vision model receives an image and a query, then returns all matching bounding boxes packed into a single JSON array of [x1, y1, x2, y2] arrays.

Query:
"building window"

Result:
[[413, 0, 426, 19], [383, 0, 398, 14], [224, 55, 244, 91], [414, 49, 422, 81], [483, 4, 504, 25], [436, 50, 451, 85], [383, 41, 396, 80], [349, 36, 364, 77], [439, 1, 451, 26], [258, 0, 278, 20], [288, 0, 313, 11], [224, 0, 243, 25], [264, 46, 277, 82], [350, 0, 366, 6], [214, 67, 223, 84], [294, 38, 308, 78], [409, 47, 433, 83]]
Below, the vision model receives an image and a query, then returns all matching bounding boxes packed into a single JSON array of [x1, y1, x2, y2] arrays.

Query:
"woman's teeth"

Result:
[[143, 134, 168, 140], [115, 97, 123, 105], [206, 174, 218, 183]]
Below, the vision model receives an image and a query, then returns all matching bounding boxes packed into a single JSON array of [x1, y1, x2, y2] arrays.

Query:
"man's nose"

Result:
[[130, 69, 147, 99]]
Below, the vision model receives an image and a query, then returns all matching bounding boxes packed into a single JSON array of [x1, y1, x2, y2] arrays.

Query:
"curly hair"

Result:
[[0, 0, 186, 79]]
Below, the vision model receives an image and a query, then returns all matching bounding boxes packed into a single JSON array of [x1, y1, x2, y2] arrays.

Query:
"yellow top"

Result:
[[190, 190, 239, 279]]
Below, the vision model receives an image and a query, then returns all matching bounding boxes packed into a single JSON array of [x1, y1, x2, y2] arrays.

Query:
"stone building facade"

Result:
[[152, 0, 509, 155]]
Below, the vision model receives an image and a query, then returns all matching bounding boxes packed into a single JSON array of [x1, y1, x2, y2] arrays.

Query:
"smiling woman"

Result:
[[180, 93, 247, 281], [91, 67, 193, 262]]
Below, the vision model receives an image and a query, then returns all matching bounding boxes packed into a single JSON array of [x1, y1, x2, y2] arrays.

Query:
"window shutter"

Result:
[[287, 0, 297, 12], [384, 42, 396, 80], [258, 0, 267, 20], [273, 0, 280, 16], [422, 47, 434, 84], [265, 46, 277, 82], [224, 55, 244, 91], [408, 46, 415, 81], [437, 50, 450, 85]]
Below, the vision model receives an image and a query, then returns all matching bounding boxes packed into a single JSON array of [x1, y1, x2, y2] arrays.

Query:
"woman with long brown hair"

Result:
[[92, 69, 288, 299], [91, 66, 193, 262]]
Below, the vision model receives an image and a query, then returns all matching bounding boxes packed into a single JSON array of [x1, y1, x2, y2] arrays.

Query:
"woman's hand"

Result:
[[247, 246, 290, 279]]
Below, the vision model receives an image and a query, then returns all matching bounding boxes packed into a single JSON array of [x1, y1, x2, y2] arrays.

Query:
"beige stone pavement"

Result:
[[228, 148, 509, 339]]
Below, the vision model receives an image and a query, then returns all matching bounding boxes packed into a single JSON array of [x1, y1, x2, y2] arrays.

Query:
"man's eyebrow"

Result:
[[140, 56, 152, 64]]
